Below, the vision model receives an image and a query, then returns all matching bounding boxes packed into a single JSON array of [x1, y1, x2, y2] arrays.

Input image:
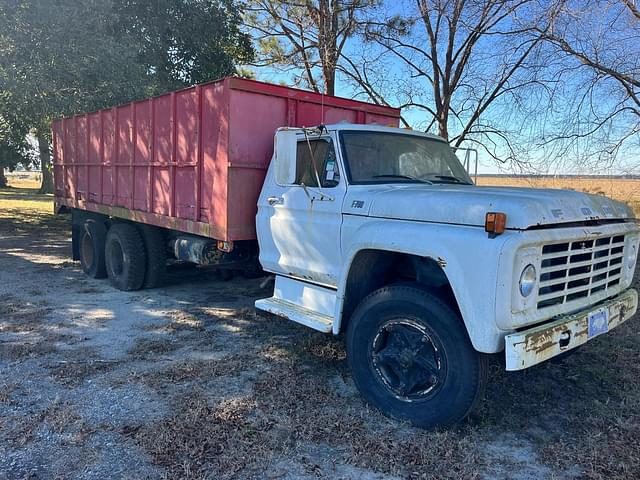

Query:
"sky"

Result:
[[247, 0, 640, 176]]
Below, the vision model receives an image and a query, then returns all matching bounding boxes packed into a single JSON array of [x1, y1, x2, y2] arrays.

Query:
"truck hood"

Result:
[[343, 184, 635, 229]]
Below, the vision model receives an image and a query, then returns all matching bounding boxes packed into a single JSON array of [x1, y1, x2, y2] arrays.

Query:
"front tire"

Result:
[[346, 284, 487, 429], [105, 223, 146, 291]]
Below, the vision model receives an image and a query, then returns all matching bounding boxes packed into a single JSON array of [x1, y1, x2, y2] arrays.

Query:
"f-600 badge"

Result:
[[351, 200, 365, 209]]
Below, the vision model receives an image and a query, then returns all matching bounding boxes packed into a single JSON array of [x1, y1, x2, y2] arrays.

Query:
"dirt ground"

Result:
[[2, 186, 640, 480]]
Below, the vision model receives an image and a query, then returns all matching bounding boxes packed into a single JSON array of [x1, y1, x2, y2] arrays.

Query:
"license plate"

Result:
[[588, 308, 610, 338]]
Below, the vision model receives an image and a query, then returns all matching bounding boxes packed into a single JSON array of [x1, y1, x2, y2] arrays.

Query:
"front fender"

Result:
[[337, 216, 510, 353]]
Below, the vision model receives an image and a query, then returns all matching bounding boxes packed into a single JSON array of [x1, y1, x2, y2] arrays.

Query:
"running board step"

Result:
[[255, 275, 336, 333], [255, 297, 333, 332]]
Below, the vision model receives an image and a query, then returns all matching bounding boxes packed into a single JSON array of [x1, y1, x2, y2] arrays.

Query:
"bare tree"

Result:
[[244, 0, 376, 95], [531, 0, 640, 169], [340, 0, 558, 165]]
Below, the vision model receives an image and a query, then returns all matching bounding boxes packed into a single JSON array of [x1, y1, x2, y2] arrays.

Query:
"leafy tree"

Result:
[[0, 112, 33, 188], [0, 0, 253, 193], [0, 0, 150, 193], [113, 0, 254, 94]]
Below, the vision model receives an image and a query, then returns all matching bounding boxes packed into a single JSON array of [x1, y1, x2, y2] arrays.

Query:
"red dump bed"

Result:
[[52, 77, 400, 240]]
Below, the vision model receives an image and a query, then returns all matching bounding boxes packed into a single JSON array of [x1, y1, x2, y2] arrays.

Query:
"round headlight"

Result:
[[519, 264, 537, 297]]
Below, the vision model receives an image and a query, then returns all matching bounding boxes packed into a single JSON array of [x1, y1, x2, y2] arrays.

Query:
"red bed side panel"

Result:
[[52, 77, 401, 241]]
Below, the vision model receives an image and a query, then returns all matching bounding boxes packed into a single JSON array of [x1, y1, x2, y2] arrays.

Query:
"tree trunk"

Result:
[[437, 113, 449, 141], [0, 167, 6, 188], [37, 133, 54, 194], [324, 65, 336, 96]]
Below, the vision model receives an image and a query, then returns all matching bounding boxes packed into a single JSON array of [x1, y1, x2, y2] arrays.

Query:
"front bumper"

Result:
[[505, 288, 638, 371]]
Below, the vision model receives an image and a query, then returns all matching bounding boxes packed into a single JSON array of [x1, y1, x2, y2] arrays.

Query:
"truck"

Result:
[[52, 77, 640, 428]]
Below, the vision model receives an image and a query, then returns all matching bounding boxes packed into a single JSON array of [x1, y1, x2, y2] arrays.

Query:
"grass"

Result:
[[6, 172, 42, 189], [133, 339, 487, 480], [0, 188, 53, 216], [4, 399, 87, 447], [127, 338, 179, 359], [0, 178, 67, 240], [1, 174, 52, 215], [46, 357, 121, 388]]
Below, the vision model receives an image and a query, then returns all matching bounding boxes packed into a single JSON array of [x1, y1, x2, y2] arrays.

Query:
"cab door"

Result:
[[257, 134, 345, 287]]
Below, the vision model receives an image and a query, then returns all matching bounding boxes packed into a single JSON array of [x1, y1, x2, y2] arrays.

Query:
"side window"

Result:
[[295, 139, 340, 188]]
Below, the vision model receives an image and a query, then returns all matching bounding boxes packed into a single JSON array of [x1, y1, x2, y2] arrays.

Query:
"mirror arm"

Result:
[[301, 183, 312, 201]]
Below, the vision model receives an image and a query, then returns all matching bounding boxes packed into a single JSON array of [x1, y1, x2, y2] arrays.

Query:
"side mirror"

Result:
[[274, 130, 298, 185]]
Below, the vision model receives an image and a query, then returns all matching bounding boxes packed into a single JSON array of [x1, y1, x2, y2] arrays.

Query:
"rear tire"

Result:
[[79, 220, 107, 279], [105, 223, 146, 291], [139, 225, 166, 289], [346, 284, 487, 429]]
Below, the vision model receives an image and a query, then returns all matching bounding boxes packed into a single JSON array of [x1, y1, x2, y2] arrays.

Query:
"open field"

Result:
[[2, 185, 640, 479], [5, 171, 42, 190], [477, 176, 640, 216]]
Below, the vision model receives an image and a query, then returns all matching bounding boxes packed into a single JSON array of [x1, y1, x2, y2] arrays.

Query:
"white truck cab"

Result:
[[255, 123, 639, 428]]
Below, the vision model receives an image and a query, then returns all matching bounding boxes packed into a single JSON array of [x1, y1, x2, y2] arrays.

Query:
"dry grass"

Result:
[[133, 338, 488, 480], [0, 295, 53, 334], [0, 382, 17, 404], [0, 294, 68, 362], [477, 176, 640, 216], [0, 341, 60, 362], [127, 338, 179, 359], [129, 279, 640, 479], [4, 399, 87, 447], [0, 186, 67, 247], [166, 310, 206, 331], [6, 172, 42, 190], [46, 354, 121, 388], [0, 188, 52, 216], [136, 354, 256, 393], [133, 392, 267, 479]]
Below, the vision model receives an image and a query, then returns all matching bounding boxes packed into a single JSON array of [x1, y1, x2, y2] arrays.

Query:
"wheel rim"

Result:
[[370, 318, 446, 402], [110, 241, 124, 276], [81, 232, 94, 268]]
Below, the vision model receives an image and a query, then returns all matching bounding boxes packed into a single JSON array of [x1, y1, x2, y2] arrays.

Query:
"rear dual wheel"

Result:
[[139, 225, 166, 289], [79, 220, 107, 279], [346, 285, 487, 429], [78, 219, 166, 291], [105, 224, 147, 291]]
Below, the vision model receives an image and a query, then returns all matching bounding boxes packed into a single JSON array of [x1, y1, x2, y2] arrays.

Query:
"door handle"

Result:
[[267, 196, 283, 205]]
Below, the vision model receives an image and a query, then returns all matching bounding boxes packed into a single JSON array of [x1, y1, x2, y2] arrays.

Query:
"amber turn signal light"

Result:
[[485, 212, 506, 234]]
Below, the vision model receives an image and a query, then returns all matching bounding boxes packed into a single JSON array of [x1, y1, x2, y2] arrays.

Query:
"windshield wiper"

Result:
[[422, 174, 472, 185], [371, 174, 433, 184]]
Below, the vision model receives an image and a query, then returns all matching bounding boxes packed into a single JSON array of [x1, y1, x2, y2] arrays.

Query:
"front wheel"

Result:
[[346, 285, 487, 429]]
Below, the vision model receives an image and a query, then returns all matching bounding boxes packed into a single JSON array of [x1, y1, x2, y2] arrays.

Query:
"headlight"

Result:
[[519, 264, 537, 297], [627, 242, 638, 269]]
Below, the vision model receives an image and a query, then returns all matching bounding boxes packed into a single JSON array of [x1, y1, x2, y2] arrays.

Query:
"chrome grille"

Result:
[[537, 234, 625, 309]]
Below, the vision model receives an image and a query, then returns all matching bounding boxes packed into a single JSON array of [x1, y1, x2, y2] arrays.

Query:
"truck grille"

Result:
[[537, 234, 625, 309]]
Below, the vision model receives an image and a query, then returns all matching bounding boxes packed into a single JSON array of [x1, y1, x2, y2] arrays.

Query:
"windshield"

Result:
[[340, 131, 473, 185]]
